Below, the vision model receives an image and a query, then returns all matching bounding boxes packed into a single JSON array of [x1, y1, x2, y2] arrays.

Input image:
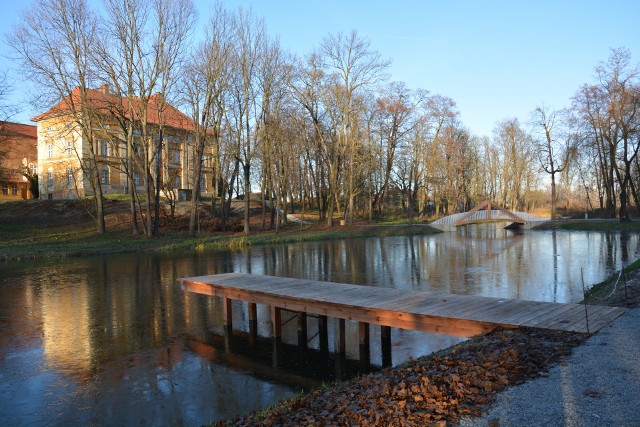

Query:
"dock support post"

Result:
[[334, 318, 346, 354], [223, 297, 233, 331], [297, 312, 307, 348], [248, 302, 257, 344], [271, 305, 282, 368], [271, 305, 282, 339], [318, 315, 329, 353], [359, 322, 370, 370], [381, 325, 392, 368]]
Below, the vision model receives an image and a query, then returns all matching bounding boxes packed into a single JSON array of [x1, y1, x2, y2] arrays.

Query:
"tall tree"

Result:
[[370, 82, 423, 215], [181, 2, 233, 235], [98, 0, 195, 237], [572, 49, 640, 220], [10, 0, 107, 233], [531, 106, 572, 219], [494, 118, 536, 211], [228, 7, 267, 235], [319, 30, 389, 225]]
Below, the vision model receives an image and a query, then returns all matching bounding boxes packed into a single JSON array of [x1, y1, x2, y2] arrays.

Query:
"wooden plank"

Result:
[[179, 273, 626, 336]]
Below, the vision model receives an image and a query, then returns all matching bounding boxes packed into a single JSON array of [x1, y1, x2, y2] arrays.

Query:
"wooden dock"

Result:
[[179, 273, 626, 339]]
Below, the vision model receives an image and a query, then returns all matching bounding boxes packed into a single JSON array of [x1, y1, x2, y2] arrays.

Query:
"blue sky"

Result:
[[2, 0, 639, 137]]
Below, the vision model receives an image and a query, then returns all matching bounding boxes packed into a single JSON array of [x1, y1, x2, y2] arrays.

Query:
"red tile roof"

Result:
[[0, 121, 37, 141], [31, 87, 194, 132]]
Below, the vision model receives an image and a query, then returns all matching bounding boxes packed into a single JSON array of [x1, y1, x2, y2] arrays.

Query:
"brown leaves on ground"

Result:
[[222, 328, 586, 426]]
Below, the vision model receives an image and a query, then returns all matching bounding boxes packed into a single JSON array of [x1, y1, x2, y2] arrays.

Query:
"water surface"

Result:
[[1, 226, 637, 425]]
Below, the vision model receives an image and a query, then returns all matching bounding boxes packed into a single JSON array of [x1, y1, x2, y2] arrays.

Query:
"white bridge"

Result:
[[430, 200, 548, 232]]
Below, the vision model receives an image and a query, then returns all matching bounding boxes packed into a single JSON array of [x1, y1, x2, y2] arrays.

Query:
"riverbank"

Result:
[[534, 218, 640, 232], [218, 262, 640, 426], [0, 199, 440, 261], [4, 200, 640, 262]]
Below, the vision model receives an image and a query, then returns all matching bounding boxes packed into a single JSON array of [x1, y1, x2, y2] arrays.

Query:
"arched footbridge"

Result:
[[430, 200, 548, 232]]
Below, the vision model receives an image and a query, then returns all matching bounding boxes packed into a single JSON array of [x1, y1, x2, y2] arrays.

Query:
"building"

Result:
[[32, 86, 214, 200], [0, 121, 38, 200]]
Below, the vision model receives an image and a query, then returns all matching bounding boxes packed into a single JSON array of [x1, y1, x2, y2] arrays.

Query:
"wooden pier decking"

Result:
[[179, 273, 626, 338]]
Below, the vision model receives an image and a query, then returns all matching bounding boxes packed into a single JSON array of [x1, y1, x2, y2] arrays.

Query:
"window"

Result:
[[47, 172, 53, 187], [101, 167, 110, 185], [30, 164, 37, 176], [100, 140, 110, 157], [66, 141, 73, 156], [1, 184, 8, 195], [172, 150, 180, 164], [200, 174, 206, 191], [67, 168, 74, 186], [11, 184, 18, 195], [175, 176, 181, 188], [133, 173, 140, 187], [47, 144, 52, 159]]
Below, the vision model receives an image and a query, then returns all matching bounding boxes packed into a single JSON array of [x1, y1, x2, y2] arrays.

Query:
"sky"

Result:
[[1, 0, 639, 137]]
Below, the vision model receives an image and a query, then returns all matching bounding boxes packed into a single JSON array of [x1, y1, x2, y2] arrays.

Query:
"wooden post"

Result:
[[271, 305, 282, 339], [359, 321, 370, 370], [381, 325, 392, 368], [318, 315, 329, 353], [223, 297, 233, 331], [248, 302, 257, 345], [334, 318, 346, 354], [297, 312, 308, 348], [272, 336, 282, 369]]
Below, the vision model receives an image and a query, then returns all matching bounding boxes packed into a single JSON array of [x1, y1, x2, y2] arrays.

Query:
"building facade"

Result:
[[32, 86, 214, 200], [0, 121, 38, 200]]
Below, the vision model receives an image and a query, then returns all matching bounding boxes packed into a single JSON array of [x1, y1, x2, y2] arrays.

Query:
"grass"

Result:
[[550, 219, 640, 232], [582, 258, 640, 305]]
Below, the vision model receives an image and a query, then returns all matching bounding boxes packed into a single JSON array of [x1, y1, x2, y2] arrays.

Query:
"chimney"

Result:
[[99, 84, 110, 94]]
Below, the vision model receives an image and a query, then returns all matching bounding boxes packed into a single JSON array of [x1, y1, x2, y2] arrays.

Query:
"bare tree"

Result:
[[181, 2, 233, 235], [0, 70, 18, 121], [370, 82, 424, 215], [494, 118, 537, 211], [572, 49, 640, 220], [290, 52, 334, 224], [319, 30, 389, 225], [10, 0, 107, 233], [98, 0, 195, 237], [531, 106, 572, 219], [227, 7, 268, 235]]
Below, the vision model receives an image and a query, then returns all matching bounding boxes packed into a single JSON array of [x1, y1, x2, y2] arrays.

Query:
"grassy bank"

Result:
[[582, 258, 640, 307], [0, 222, 440, 262], [535, 219, 640, 232]]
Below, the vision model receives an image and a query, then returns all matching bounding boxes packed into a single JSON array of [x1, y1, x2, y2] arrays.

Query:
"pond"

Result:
[[1, 225, 638, 425]]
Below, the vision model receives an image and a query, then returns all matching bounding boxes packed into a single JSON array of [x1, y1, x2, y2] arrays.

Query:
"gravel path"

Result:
[[457, 308, 640, 427]]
